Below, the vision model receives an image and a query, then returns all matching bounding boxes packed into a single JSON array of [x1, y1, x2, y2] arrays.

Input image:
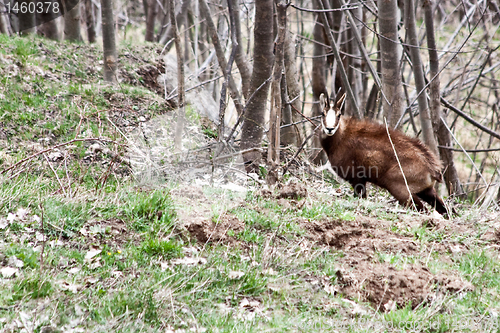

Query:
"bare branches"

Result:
[[440, 97, 500, 140], [1, 138, 126, 176]]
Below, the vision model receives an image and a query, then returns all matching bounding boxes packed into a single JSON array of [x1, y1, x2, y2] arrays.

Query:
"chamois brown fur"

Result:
[[319, 93, 447, 215]]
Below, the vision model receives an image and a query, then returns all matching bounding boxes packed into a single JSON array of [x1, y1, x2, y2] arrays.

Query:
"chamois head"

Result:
[[320, 93, 346, 136]]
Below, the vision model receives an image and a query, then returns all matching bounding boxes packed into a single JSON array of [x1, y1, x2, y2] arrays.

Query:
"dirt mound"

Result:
[[187, 215, 245, 244], [303, 216, 473, 310], [277, 182, 308, 200], [337, 262, 433, 311], [302, 217, 420, 260]]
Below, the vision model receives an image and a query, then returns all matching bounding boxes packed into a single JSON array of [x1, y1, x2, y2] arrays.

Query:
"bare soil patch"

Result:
[[277, 182, 308, 200], [186, 215, 245, 244], [301, 216, 420, 259], [302, 216, 474, 310], [80, 218, 136, 248]]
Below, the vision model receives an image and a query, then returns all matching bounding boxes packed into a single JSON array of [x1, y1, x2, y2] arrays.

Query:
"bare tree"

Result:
[[37, 2, 60, 40], [159, 0, 191, 47], [404, 0, 438, 154], [101, 0, 117, 83], [145, 0, 158, 42], [230, 0, 251, 101], [310, 1, 329, 164], [64, 0, 83, 42], [169, 0, 185, 153], [268, 0, 287, 165], [199, 0, 244, 117], [240, 0, 274, 172], [17, 0, 36, 34], [346, 4, 363, 115], [85, 0, 96, 43], [379, 0, 404, 128], [423, 0, 464, 196], [0, 0, 11, 34], [281, 30, 301, 147]]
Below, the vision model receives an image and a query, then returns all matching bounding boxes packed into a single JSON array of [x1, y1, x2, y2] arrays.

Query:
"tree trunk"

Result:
[[281, 29, 301, 147], [159, 0, 191, 48], [64, 0, 83, 42], [17, 0, 36, 34], [145, 0, 158, 41], [423, 0, 464, 197], [37, 1, 60, 40], [0, 0, 11, 35], [168, 0, 185, 153], [404, 0, 438, 155], [198, 0, 244, 116], [240, 0, 274, 173], [268, 0, 287, 166], [311, 1, 328, 164], [379, 0, 404, 128], [85, 0, 96, 43], [347, 4, 363, 115], [230, 0, 252, 101], [101, 0, 118, 83]]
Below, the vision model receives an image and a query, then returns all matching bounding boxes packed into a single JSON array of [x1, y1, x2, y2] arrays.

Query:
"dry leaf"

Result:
[[171, 257, 207, 266], [1, 267, 19, 278], [58, 280, 81, 293], [228, 271, 245, 279], [111, 270, 123, 278], [68, 267, 81, 274], [84, 248, 102, 263], [7, 256, 24, 268]]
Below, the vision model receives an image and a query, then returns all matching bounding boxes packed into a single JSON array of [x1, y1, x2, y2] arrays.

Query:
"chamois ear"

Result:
[[319, 93, 329, 112], [335, 93, 346, 110]]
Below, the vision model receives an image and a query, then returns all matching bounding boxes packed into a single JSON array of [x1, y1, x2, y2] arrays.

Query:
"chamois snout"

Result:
[[320, 93, 345, 136]]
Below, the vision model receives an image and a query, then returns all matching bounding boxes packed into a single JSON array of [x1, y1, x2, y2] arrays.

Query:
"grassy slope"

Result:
[[0, 34, 500, 332]]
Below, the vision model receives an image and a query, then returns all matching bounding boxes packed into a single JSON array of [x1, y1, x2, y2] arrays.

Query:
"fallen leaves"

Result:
[[0, 266, 19, 278]]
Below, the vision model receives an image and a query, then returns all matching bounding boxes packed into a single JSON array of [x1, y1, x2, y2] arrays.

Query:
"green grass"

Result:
[[0, 33, 499, 333]]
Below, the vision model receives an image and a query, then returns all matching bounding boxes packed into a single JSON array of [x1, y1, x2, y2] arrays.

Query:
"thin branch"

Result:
[[384, 118, 416, 211], [438, 146, 500, 153], [1, 138, 125, 175], [338, 0, 386, 104], [440, 97, 500, 140], [289, 2, 358, 12], [440, 116, 489, 188], [315, 0, 360, 117], [282, 124, 320, 177], [43, 153, 67, 196]]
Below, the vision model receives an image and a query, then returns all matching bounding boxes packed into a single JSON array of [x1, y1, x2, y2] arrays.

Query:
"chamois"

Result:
[[319, 93, 447, 215]]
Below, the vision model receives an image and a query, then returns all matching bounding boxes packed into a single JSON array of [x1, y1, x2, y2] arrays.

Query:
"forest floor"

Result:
[[1, 34, 500, 332]]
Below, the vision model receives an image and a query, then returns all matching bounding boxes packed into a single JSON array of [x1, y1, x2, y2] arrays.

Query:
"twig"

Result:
[[39, 203, 46, 271], [338, 0, 387, 105], [282, 124, 321, 177], [440, 97, 500, 140], [439, 116, 497, 211], [289, 2, 358, 12], [437, 146, 500, 153], [1, 138, 125, 175], [316, 0, 360, 117], [290, 103, 319, 127], [42, 153, 67, 196], [384, 118, 416, 210]]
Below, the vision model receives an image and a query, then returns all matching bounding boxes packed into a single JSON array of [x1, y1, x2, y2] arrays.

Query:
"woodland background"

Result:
[[0, 0, 500, 331]]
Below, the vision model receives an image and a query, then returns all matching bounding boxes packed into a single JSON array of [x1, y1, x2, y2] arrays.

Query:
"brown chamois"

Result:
[[319, 93, 448, 215]]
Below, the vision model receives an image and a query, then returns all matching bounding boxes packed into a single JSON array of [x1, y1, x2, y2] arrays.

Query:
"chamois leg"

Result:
[[416, 187, 448, 216], [351, 180, 367, 198], [387, 186, 425, 212]]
